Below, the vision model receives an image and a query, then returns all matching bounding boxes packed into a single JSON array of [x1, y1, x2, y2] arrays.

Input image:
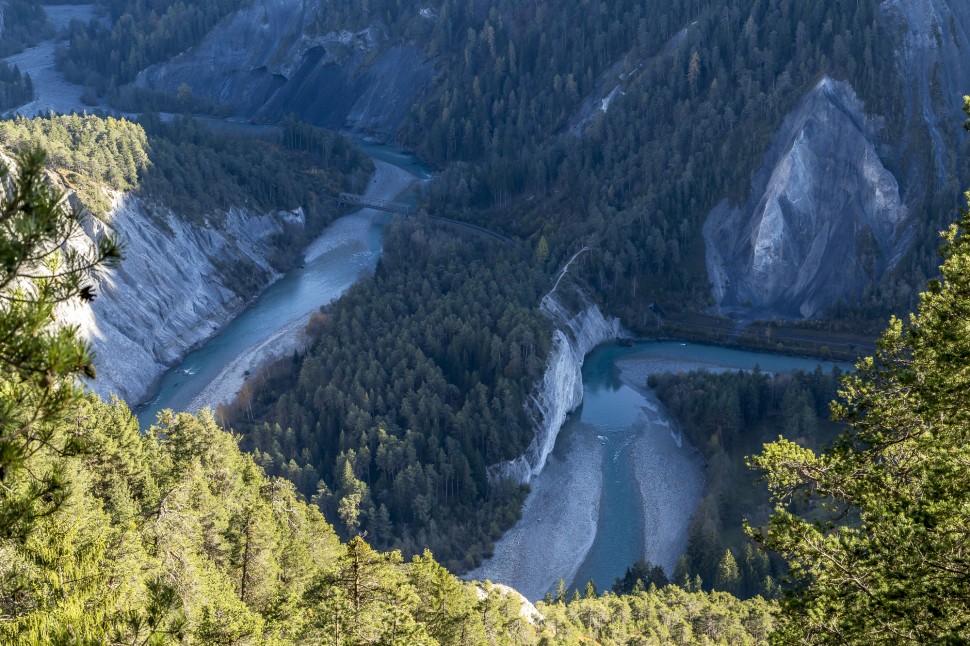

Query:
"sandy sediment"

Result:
[[615, 357, 708, 574], [471, 351, 709, 601], [306, 159, 415, 261], [188, 159, 416, 412], [630, 392, 705, 574], [187, 317, 307, 414], [2, 5, 104, 118], [467, 422, 604, 601]]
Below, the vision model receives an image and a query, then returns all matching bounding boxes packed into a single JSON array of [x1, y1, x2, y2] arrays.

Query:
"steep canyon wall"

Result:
[[63, 194, 301, 404], [135, 0, 433, 139]]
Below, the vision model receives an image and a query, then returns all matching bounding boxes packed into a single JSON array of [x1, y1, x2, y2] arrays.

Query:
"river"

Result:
[[12, 3, 844, 605], [468, 341, 851, 600], [135, 147, 427, 428], [1, 6, 434, 430], [1, 5, 108, 118]]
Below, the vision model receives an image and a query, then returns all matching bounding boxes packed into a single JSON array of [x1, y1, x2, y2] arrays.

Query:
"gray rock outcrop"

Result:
[[61, 194, 300, 404], [704, 78, 911, 318], [135, 0, 433, 138], [880, 0, 970, 184]]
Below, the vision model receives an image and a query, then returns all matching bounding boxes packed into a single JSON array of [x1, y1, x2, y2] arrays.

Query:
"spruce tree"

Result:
[[749, 100, 970, 642], [713, 549, 740, 596]]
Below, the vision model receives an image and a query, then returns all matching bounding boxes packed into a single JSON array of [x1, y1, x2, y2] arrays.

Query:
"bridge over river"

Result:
[[337, 192, 520, 250], [338, 192, 414, 215]]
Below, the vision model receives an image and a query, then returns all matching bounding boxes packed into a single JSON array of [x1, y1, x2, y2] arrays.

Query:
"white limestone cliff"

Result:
[[61, 193, 300, 404], [489, 275, 622, 484], [704, 77, 911, 318]]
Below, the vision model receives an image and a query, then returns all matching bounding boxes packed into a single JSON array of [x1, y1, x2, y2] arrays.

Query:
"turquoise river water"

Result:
[[135, 141, 429, 427], [567, 342, 851, 594], [132, 140, 851, 600], [470, 340, 851, 600]]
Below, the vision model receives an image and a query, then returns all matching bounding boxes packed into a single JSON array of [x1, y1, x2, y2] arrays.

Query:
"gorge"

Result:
[[471, 339, 849, 600], [135, 155, 420, 426], [11, 0, 944, 595], [4, 0, 970, 640]]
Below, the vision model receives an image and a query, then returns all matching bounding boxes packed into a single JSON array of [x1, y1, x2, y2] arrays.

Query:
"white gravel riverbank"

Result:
[[2, 5, 105, 118], [467, 421, 605, 601], [187, 159, 416, 413]]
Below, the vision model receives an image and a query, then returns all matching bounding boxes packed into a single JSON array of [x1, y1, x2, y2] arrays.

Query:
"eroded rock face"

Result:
[[704, 78, 911, 318], [135, 0, 432, 138], [703, 1, 970, 319], [880, 0, 970, 184], [488, 283, 622, 484], [62, 194, 300, 404]]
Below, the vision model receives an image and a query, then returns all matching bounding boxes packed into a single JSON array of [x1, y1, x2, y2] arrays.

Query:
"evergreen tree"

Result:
[[0, 146, 120, 540], [408, 551, 485, 645], [555, 578, 567, 604], [613, 559, 669, 595], [749, 102, 970, 642], [307, 536, 435, 644], [713, 550, 741, 596]]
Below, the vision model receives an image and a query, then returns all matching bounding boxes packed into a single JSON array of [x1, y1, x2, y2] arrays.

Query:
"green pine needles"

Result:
[[0, 146, 120, 540], [747, 98, 970, 643]]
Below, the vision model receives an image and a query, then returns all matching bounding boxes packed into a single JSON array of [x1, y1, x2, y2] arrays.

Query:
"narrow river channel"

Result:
[[469, 341, 851, 600], [136, 143, 429, 428]]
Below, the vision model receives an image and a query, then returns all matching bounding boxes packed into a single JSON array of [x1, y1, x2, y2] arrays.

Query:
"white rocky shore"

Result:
[[1, 5, 107, 118], [470, 262, 623, 599], [62, 158, 414, 407], [62, 194, 296, 404], [489, 255, 624, 484], [185, 159, 415, 412]]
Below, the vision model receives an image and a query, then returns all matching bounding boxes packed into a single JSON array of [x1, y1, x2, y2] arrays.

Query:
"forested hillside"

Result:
[[0, 0, 53, 57], [222, 219, 551, 570], [407, 0, 948, 324], [0, 150, 774, 641], [0, 113, 370, 231], [0, 397, 776, 645], [53, 0, 969, 325], [57, 0, 242, 96]]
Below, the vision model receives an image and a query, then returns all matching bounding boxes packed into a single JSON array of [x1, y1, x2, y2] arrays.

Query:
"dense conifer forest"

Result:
[[0, 113, 370, 228], [395, 0, 947, 325], [53, 0, 966, 326], [57, 0, 242, 96], [111, 0, 943, 330], [1, 1, 969, 642], [0, 396, 777, 644], [0, 0, 53, 57], [0, 62, 32, 111], [222, 219, 550, 570]]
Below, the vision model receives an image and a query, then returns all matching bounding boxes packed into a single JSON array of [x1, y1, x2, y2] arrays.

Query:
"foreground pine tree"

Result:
[[749, 100, 970, 643], [0, 146, 119, 540]]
